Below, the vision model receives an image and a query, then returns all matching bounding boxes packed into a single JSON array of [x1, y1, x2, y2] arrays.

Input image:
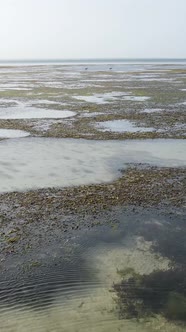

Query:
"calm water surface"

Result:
[[0, 138, 185, 193]]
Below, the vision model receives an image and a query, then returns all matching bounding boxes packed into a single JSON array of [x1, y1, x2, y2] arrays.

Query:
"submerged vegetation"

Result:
[[113, 188, 186, 324], [0, 165, 185, 260], [114, 268, 186, 322], [139, 218, 186, 266]]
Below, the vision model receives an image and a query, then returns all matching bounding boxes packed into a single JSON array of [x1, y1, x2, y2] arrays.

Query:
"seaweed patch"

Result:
[[114, 268, 186, 322]]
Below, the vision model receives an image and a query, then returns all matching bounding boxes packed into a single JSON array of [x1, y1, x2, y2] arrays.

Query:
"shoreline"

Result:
[[0, 164, 185, 262]]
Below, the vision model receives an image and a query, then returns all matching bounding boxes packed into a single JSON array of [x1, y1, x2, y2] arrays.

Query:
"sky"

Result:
[[0, 0, 185, 60]]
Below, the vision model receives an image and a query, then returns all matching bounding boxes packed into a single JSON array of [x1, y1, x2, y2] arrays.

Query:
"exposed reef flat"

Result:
[[0, 65, 185, 140], [0, 165, 185, 261], [0, 64, 185, 331]]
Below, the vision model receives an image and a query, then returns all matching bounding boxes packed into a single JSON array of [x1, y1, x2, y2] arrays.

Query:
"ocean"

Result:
[[0, 58, 186, 72]]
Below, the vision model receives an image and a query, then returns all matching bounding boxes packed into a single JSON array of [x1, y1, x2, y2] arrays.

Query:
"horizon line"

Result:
[[0, 57, 186, 62]]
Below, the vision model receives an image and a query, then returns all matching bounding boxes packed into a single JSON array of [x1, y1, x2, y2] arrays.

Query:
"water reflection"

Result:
[[0, 129, 30, 138], [0, 106, 75, 119], [95, 119, 155, 133], [0, 138, 185, 193]]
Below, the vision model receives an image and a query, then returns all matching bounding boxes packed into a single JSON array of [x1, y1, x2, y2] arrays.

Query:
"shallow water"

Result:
[[141, 108, 165, 113], [80, 112, 105, 117], [96, 119, 155, 133], [0, 129, 30, 138], [0, 106, 75, 119], [0, 63, 186, 331], [0, 138, 185, 193], [73, 92, 150, 104], [73, 92, 127, 104], [0, 210, 185, 332], [123, 95, 150, 101]]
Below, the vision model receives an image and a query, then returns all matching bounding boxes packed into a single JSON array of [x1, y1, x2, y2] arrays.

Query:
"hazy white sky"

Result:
[[0, 0, 185, 59]]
